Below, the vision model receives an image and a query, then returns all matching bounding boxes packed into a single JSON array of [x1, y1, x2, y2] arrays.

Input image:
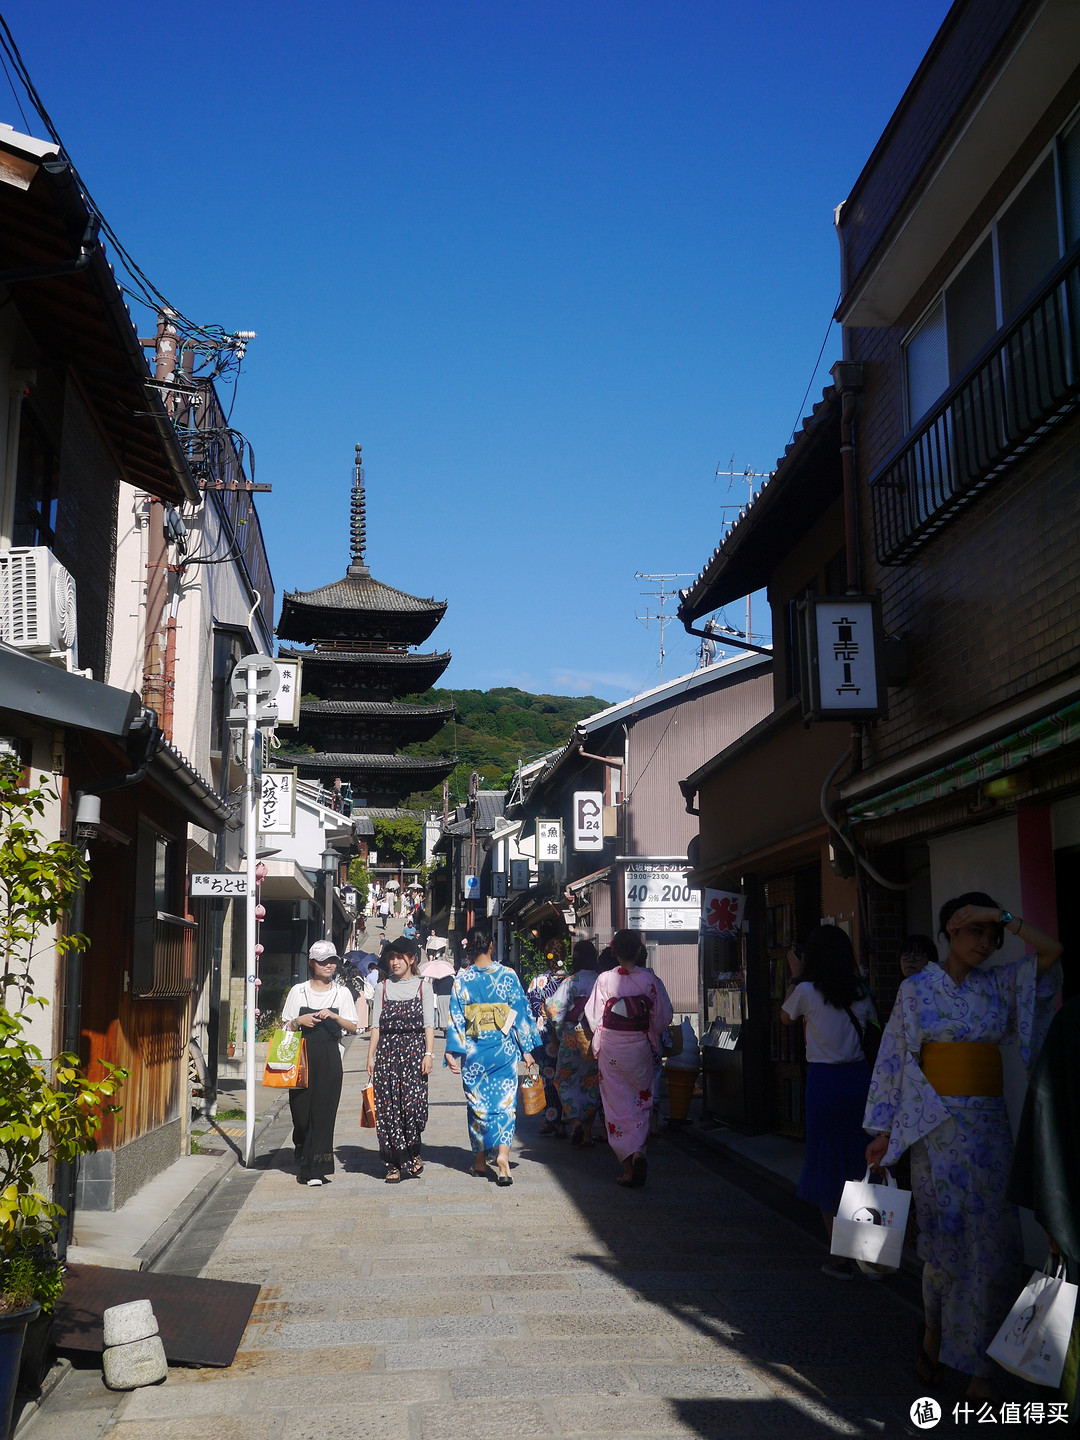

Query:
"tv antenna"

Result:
[[713, 455, 776, 642], [635, 572, 692, 680]]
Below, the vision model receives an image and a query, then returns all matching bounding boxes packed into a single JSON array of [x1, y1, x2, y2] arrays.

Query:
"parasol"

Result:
[[419, 957, 455, 980]]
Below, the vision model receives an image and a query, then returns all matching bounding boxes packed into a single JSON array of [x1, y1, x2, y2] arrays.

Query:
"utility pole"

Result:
[[635, 573, 692, 680]]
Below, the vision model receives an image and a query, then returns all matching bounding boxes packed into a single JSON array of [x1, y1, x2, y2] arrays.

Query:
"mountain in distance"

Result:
[[403, 686, 610, 808]]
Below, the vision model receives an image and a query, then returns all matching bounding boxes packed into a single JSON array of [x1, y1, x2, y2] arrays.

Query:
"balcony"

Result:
[[870, 241, 1080, 563]]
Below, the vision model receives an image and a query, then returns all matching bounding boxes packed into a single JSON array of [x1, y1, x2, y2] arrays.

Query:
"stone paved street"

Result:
[[23, 1038, 929, 1440]]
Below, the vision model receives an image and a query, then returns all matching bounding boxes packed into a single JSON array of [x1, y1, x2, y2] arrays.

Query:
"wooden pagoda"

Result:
[[276, 445, 455, 805]]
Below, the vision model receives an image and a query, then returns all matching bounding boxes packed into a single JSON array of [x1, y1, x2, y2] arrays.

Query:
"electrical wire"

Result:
[[0, 48, 28, 132], [786, 295, 841, 446]]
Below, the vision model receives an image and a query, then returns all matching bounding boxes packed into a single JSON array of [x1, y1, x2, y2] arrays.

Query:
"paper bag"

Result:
[[987, 1258, 1078, 1387], [360, 1085, 377, 1129], [830, 1168, 911, 1272], [262, 1034, 308, 1088], [266, 1028, 303, 1070]]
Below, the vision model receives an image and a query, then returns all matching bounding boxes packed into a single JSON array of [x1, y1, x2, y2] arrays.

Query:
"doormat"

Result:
[[52, 1265, 261, 1368]]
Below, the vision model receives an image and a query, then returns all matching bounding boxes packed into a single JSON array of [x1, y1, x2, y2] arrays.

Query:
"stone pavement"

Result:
[[22, 1036, 932, 1440]]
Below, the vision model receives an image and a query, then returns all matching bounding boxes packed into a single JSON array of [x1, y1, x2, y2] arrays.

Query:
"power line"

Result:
[[787, 296, 840, 446]]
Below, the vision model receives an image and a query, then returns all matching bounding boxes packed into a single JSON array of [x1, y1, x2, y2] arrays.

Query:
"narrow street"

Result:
[[25, 1037, 924, 1440]]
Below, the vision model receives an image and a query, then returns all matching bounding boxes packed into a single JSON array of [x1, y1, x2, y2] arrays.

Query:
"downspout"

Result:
[[679, 624, 771, 657]]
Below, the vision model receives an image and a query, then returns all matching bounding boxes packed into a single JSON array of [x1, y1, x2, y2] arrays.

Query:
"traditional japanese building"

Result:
[[277, 446, 455, 805]]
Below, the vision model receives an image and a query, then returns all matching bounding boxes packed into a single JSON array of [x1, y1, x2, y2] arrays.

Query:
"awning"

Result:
[[566, 866, 611, 895], [847, 701, 1080, 823], [149, 740, 237, 834], [0, 644, 140, 737]]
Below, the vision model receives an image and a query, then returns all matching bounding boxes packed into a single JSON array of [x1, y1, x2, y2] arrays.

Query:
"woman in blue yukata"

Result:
[[444, 928, 542, 1186], [864, 892, 1063, 1402]]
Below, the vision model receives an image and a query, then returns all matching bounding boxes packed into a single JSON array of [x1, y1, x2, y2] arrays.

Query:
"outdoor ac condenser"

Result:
[[0, 545, 79, 664]]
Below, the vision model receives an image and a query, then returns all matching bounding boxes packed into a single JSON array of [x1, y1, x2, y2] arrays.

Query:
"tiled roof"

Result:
[[290, 752, 454, 773], [299, 700, 455, 718], [283, 575, 446, 615], [278, 648, 452, 668]]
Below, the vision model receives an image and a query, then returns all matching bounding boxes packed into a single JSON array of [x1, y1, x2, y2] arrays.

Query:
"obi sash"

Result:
[[920, 1040, 1003, 1097], [464, 1002, 516, 1038]]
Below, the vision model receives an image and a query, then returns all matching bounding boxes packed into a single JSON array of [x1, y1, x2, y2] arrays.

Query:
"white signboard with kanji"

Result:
[[258, 769, 296, 834], [274, 658, 302, 727], [191, 873, 250, 897], [572, 792, 604, 852], [536, 819, 563, 864], [799, 594, 886, 721], [624, 861, 699, 931]]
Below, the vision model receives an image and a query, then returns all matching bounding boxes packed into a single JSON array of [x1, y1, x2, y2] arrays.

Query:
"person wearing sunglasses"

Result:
[[281, 940, 360, 1186]]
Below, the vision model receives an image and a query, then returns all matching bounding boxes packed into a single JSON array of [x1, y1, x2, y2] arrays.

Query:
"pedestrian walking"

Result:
[[865, 892, 1063, 1400], [366, 936, 435, 1183], [780, 925, 878, 1278], [281, 940, 360, 1186], [444, 927, 542, 1185], [378, 895, 391, 930], [527, 940, 568, 1137], [547, 939, 601, 1146], [584, 928, 673, 1188]]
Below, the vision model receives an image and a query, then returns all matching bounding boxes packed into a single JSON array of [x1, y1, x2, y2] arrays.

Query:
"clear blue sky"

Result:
[[6, 1, 950, 701]]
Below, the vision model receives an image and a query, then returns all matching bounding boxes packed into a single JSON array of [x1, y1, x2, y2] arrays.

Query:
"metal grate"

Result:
[[870, 241, 1080, 563], [132, 912, 198, 998]]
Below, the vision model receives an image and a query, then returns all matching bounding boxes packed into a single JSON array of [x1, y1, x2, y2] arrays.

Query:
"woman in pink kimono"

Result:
[[585, 929, 673, 1187]]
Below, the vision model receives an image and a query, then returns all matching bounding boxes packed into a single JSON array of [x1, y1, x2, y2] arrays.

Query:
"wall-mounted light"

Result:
[[75, 793, 101, 843], [983, 769, 1031, 802]]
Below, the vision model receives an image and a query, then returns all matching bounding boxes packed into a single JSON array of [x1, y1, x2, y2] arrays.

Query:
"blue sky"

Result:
[[5, 1, 950, 701]]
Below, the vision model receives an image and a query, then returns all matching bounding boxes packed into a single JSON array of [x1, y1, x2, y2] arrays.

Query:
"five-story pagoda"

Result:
[[276, 445, 455, 805]]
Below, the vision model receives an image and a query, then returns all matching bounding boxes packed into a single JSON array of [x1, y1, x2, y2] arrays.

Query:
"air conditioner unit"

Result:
[[0, 546, 79, 665]]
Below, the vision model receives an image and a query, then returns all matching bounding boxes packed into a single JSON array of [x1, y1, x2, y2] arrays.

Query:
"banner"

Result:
[[702, 888, 746, 938]]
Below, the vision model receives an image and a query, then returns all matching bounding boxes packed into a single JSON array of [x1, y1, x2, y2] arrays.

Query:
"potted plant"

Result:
[[228, 1009, 237, 1059], [0, 758, 125, 1432]]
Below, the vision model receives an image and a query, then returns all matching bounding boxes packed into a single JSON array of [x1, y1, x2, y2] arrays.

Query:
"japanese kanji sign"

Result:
[[191, 873, 250, 897], [258, 769, 296, 834], [536, 819, 563, 864], [798, 594, 886, 721], [572, 792, 604, 852], [624, 862, 699, 930], [274, 658, 302, 727], [702, 888, 746, 938], [509, 859, 531, 892]]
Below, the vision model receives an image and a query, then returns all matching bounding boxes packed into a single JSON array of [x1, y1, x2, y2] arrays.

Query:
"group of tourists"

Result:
[[782, 892, 1067, 1404], [278, 924, 675, 1194]]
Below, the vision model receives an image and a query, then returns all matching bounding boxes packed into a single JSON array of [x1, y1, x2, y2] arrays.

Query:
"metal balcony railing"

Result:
[[870, 241, 1080, 563], [132, 911, 198, 999]]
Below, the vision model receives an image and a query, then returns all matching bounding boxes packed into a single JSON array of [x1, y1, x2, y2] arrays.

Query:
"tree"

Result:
[[372, 816, 422, 867]]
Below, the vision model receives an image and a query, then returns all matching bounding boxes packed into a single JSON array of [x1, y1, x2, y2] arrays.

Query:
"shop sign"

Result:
[[258, 769, 296, 834], [274, 658, 302, 727], [624, 861, 699, 930], [537, 819, 563, 863], [492, 871, 508, 898], [797, 594, 886, 721], [572, 791, 604, 852], [191, 873, 250, 897], [703, 888, 746, 938], [510, 858, 531, 891]]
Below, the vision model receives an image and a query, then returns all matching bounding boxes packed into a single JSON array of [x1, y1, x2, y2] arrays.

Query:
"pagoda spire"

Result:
[[348, 442, 369, 578]]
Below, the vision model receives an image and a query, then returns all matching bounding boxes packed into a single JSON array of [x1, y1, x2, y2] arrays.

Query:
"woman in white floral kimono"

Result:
[[864, 893, 1063, 1401]]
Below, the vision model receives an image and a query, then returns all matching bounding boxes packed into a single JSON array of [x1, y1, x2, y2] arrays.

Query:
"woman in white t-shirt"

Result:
[[781, 925, 878, 1278]]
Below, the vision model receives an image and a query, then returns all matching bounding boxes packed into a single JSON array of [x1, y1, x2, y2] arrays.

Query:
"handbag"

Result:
[[843, 1003, 882, 1066], [360, 1084, 377, 1129], [831, 1168, 911, 1271], [261, 1031, 308, 1088], [987, 1257, 1078, 1387], [520, 1071, 546, 1116]]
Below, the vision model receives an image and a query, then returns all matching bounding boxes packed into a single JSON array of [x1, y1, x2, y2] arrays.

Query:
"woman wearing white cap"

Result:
[[281, 940, 359, 1186]]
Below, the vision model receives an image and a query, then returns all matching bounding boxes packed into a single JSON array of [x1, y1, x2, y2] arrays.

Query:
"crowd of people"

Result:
[[279, 891, 1074, 1407], [781, 892, 1067, 1406]]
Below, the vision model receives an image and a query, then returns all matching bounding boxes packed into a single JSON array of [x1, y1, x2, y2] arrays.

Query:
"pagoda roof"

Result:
[[297, 699, 453, 747], [278, 646, 452, 696], [277, 576, 446, 646], [299, 700, 455, 720], [287, 751, 456, 794]]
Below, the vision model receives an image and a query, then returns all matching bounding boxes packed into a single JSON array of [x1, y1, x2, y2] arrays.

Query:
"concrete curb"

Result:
[[135, 1090, 291, 1270]]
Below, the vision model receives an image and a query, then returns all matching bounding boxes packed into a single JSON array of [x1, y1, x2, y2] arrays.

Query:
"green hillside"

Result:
[[403, 687, 609, 807]]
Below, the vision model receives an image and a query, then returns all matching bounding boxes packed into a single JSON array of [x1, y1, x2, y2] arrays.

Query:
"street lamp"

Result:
[[321, 847, 338, 942]]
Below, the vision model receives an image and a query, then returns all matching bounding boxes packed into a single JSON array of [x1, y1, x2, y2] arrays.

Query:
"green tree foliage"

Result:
[[346, 856, 371, 911], [404, 687, 608, 807], [0, 756, 126, 1309], [372, 816, 422, 866]]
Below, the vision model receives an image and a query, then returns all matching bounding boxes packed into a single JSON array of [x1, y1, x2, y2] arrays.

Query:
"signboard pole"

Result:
[[244, 665, 258, 1168]]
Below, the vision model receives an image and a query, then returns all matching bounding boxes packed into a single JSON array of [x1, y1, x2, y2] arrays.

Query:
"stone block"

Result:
[[103, 1299, 158, 1346], [103, 1335, 168, 1390]]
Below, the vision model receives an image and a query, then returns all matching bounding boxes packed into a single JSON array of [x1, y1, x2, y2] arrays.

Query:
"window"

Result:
[[12, 409, 58, 548], [904, 119, 1080, 426], [210, 628, 251, 755]]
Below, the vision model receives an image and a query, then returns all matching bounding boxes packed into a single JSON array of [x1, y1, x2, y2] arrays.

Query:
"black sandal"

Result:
[[385, 1167, 402, 1184], [570, 1124, 584, 1147]]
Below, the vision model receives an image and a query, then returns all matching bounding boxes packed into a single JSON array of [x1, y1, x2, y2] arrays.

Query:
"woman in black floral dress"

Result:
[[365, 936, 435, 1182]]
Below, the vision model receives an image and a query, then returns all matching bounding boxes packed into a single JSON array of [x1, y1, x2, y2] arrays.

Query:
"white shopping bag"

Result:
[[987, 1258, 1078, 1387], [830, 1168, 911, 1272]]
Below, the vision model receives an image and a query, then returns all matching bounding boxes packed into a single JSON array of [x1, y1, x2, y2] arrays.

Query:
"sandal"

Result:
[[385, 1167, 402, 1184], [538, 1122, 557, 1137], [570, 1124, 584, 1147], [630, 1154, 647, 1187]]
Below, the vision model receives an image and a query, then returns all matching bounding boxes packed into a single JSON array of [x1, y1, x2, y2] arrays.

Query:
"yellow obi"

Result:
[[920, 1041, 1003, 1097], [463, 1002, 515, 1039]]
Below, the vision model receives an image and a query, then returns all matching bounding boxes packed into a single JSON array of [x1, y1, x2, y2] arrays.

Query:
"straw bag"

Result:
[[262, 1030, 308, 1089], [360, 1085, 377, 1129], [520, 1071, 546, 1116]]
